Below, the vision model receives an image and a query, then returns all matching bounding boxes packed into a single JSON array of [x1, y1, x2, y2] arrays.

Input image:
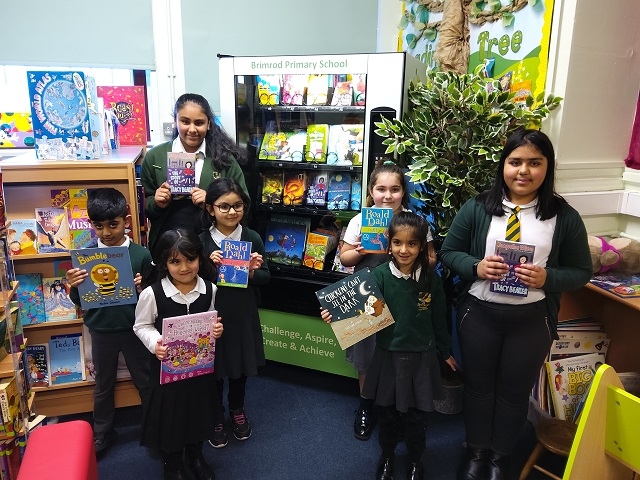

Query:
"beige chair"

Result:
[[519, 417, 577, 480]]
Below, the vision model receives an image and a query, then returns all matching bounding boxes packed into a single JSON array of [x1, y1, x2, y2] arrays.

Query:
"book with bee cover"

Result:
[[160, 311, 218, 384]]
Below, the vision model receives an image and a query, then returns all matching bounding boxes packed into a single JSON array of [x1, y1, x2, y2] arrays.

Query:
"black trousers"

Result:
[[216, 375, 247, 412], [378, 405, 427, 463], [457, 297, 552, 455]]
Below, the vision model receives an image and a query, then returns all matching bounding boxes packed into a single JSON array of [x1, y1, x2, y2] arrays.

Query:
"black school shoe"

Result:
[[94, 429, 118, 454], [354, 407, 374, 440]]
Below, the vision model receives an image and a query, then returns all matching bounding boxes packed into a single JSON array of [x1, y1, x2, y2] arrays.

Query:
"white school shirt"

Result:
[[172, 137, 206, 185], [209, 224, 243, 244], [133, 276, 217, 353]]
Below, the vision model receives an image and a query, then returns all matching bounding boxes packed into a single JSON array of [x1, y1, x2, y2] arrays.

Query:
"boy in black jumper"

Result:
[[66, 188, 152, 455]]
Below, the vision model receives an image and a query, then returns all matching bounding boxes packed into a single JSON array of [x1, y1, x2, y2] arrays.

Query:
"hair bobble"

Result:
[[383, 160, 396, 166]]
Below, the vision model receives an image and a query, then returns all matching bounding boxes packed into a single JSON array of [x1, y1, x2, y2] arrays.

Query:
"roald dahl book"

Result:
[[70, 246, 137, 310], [315, 268, 395, 350], [161, 311, 218, 384], [361, 207, 392, 254], [48, 333, 86, 386], [217, 240, 252, 288], [490, 240, 536, 297]]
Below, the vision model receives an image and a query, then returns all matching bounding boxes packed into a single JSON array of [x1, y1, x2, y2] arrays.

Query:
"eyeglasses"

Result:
[[213, 202, 245, 213]]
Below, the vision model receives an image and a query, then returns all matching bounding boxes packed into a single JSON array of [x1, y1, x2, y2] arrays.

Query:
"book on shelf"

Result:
[[327, 173, 352, 211], [256, 75, 280, 105], [0, 376, 21, 437], [264, 220, 307, 267], [53, 259, 74, 277], [0, 112, 33, 149], [332, 226, 354, 274], [330, 81, 353, 106], [15, 273, 46, 325], [25, 344, 50, 388], [0, 171, 6, 231], [7, 219, 38, 256], [96, 85, 148, 145], [217, 240, 252, 288], [8, 301, 23, 352], [282, 172, 307, 206], [4, 437, 21, 480], [315, 268, 395, 350], [303, 232, 332, 271], [549, 336, 609, 361], [0, 315, 9, 364], [259, 130, 307, 162], [85, 76, 104, 158], [281, 74, 307, 106], [350, 174, 362, 211], [260, 171, 284, 205], [306, 74, 329, 105], [269, 213, 311, 230], [35, 207, 70, 254], [545, 352, 603, 420], [70, 246, 137, 310], [167, 152, 197, 195], [361, 207, 392, 254], [490, 240, 536, 297], [305, 172, 328, 207], [42, 277, 77, 322], [66, 188, 95, 249], [48, 333, 86, 386], [305, 124, 329, 162], [327, 124, 364, 166], [160, 310, 218, 384], [27, 70, 93, 160], [589, 273, 640, 298], [353, 74, 367, 106]]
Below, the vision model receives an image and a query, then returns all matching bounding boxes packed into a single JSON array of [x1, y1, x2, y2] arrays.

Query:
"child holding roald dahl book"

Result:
[[134, 229, 224, 480], [66, 188, 152, 456], [322, 212, 456, 480]]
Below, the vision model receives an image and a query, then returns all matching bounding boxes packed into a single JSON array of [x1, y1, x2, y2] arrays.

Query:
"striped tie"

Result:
[[505, 206, 521, 242]]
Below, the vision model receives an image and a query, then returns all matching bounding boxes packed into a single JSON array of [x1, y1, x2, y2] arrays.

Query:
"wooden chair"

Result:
[[563, 364, 640, 480], [519, 417, 577, 480]]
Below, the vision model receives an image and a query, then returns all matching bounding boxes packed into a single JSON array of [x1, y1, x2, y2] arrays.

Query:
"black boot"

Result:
[[354, 406, 374, 440], [163, 465, 191, 480], [406, 462, 424, 480], [487, 451, 510, 480], [375, 455, 394, 480], [457, 447, 488, 480], [186, 453, 216, 480]]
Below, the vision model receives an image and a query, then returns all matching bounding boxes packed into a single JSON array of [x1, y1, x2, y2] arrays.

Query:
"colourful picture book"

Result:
[[303, 232, 331, 271], [261, 171, 284, 205], [27, 71, 92, 160], [35, 207, 70, 254], [25, 344, 50, 388], [48, 333, 86, 386], [15, 273, 46, 325], [305, 172, 329, 207], [549, 336, 610, 361], [281, 74, 307, 106], [70, 246, 137, 309], [0, 377, 21, 436], [42, 277, 77, 322], [316, 268, 395, 350], [0, 112, 34, 149], [361, 207, 393, 254], [283, 172, 307, 206], [256, 75, 280, 105], [217, 240, 252, 288], [327, 173, 352, 211], [280, 130, 307, 162], [53, 259, 74, 277], [7, 219, 38, 256], [96, 85, 148, 145], [353, 74, 367, 106], [350, 174, 362, 210], [327, 124, 364, 166], [545, 352, 603, 420], [160, 310, 218, 384], [589, 273, 640, 298], [264, 220, 307, 267], [167, 152, 197, 195], [52, 188, 95, 249], [306, 74, 329, 105], [305, 124, 329, 162], [490, 240, 536, 297], [330, 81, 353, 106]]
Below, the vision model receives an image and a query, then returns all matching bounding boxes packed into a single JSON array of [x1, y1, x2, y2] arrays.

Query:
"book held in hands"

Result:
[[360, 207, 392, 254], [490, 240, 536, 297], [161, 311, 218, 384], [167, 152, 197, 195], [217, 240, 252, 288], [316, 268, 395, 350]]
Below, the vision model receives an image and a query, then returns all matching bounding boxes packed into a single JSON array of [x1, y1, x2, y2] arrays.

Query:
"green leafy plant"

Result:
[[375, 65, 561, 241]]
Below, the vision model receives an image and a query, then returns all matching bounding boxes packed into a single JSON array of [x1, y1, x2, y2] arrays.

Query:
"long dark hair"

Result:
[[387, 211, 430, 280], [172, 93, 247, 168], [142, 229, 216, 288], [365, 159, 409, 208], [200, 178, 251, 230], [477, 128, 566, 220]]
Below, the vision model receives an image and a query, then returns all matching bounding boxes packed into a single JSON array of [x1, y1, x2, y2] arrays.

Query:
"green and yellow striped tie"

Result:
[[505, 206, 521, 242]]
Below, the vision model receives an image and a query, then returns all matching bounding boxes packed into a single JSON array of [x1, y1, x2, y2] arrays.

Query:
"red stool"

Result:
[[17, 420, 98, 480]]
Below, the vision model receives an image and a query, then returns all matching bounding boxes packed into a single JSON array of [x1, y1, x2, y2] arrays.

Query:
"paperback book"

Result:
[[70, 246, 137, 309], [303, 232, 331, 271], [256, 75, 280, 105], [305, 124, 329, 162], [261, 171, 284, 204], [42, 277, 77, 322], [361, 207, 392, 254], [315, 268, 395, 349], [282, 172, 307, 206], [7, 219, 38, 256], [0, 377, 20, 436], [48, 333, 86, 386], [327, 124, 364, 166], [25, 344, 50, 388], [217, 240, 252, 288], [305, 172, 328, 207], [330, 81, 353, 106], [490, 240, 536, 297], [549, 336, 610, 361], [264, 220, 307, 267], [350, 174, 362, 210], [281, 74, 307, 106], [327, 173, 351, 211], [160, 310, 218, 384], [353, 74, 367, 106], [589, 273, 640, 298], [259, 132, 291, 160], [167, 152, 197, 195], [15, 273, 46, 325], [306, 74, 329, 105], [35, 207, 70, 253]]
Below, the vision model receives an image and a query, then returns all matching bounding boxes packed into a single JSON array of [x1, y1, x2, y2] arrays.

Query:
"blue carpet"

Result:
[[59, 361, 566, 480]]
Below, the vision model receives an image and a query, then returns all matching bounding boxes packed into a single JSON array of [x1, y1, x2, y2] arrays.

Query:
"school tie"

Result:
[[505, 206, 521, 242]]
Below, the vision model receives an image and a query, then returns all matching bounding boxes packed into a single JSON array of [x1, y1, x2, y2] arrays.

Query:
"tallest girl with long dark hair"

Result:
[[440, 129, 592, 480]]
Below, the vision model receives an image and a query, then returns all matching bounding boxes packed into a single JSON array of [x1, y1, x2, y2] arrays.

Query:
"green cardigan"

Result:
[[141, 141, 248, 249], [439, 198, 592, 338]]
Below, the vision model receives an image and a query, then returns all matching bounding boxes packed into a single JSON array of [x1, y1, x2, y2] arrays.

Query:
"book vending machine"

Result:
[[218, 52, 425, 316]]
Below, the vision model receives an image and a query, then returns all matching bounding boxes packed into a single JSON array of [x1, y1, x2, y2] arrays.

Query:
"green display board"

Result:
[[260, 309, 357, 378]]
